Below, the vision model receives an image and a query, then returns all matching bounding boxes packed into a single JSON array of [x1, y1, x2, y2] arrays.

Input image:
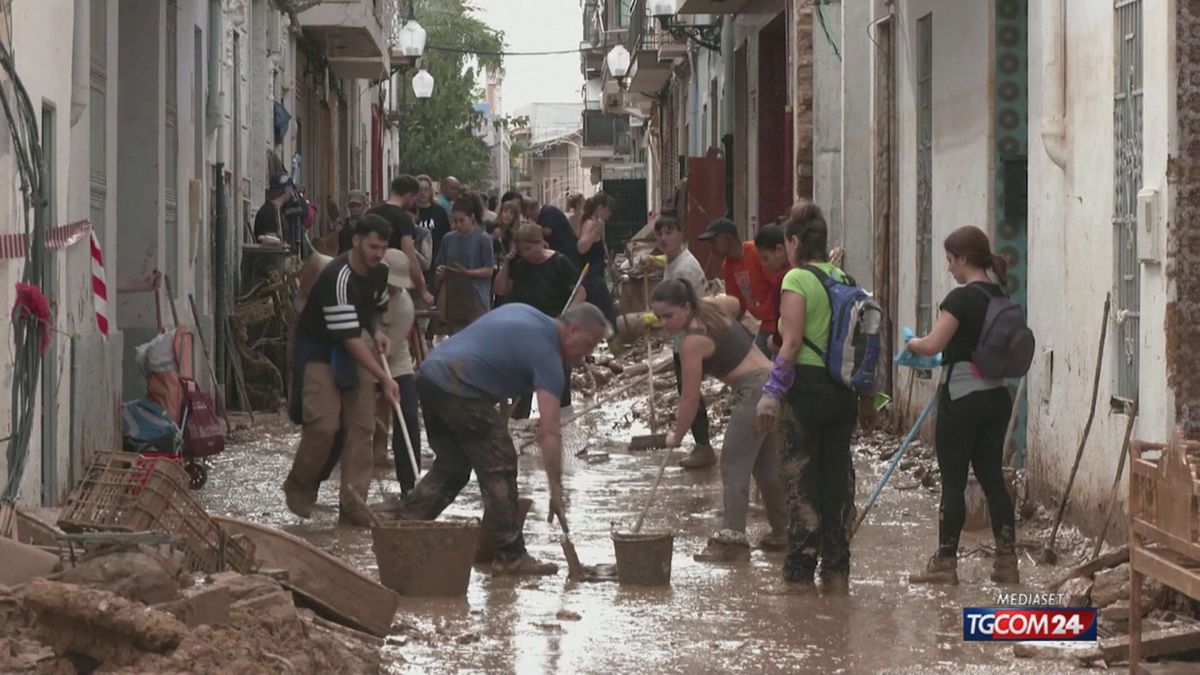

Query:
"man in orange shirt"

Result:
[[697, 218, 785, 356]]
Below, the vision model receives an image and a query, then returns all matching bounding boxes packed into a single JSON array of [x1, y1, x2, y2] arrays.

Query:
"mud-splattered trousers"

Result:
[[934, 383, 1015, 559], [780, 365, 858, 582], [721, 369, 788, 534], [400, 375, 528, 562]]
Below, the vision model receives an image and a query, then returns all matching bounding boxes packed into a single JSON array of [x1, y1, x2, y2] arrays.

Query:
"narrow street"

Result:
[[199, 403, 1084, 674]]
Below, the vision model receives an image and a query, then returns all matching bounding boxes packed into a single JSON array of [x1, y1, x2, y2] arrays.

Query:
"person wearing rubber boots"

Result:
[[398, 302, 611, 576], [284, 214, 400, 527]]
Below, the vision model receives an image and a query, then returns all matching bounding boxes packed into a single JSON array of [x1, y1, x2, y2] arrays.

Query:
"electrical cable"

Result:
[[425, 44, 589, 57], [816, 0, 843, 62], [0, 36, 50, 503]]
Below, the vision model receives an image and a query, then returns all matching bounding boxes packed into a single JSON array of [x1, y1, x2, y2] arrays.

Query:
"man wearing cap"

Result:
[[253, 171, 296, 241], [697, 217, 786, 357], [284, 213, 401, 527], [336, 189, 371, 254]]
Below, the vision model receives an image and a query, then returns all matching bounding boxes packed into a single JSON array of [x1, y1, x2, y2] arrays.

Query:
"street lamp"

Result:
[[649, 0, 676, 17], [412, 68, 434, 99], [650, 0, 721, 51], [606, 44, 631, 84], [397, 18, 426, 57]]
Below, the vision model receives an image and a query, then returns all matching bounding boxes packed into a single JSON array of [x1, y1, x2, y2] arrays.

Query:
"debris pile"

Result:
[[1014, 545, 1200, 666], [0, 545, 383, 673]]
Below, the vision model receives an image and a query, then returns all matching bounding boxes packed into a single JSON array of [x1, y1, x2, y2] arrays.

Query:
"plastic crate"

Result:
[[58, 451, 255, 572]]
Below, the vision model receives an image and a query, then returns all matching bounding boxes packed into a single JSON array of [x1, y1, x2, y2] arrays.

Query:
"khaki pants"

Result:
[[288, 360, 376, 514]]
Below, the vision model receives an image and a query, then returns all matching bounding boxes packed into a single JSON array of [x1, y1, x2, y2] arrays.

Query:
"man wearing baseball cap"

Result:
[[697, 217, 785, 357], [337, 189, 371, 253], [253, 171, 295, 240]]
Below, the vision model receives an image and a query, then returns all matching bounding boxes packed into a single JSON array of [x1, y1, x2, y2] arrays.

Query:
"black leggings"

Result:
[[934, 384, 1015, 558], [672, 352, 711, 446], [392, 374, 422, 491]]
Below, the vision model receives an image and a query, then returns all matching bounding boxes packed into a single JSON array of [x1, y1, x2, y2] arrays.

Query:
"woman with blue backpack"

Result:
[[903, 225, 1020, 586], [755, 207, 860, 594]]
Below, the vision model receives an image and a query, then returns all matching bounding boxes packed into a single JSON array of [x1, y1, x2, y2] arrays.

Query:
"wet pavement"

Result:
[[199, 405, 1090, 674]]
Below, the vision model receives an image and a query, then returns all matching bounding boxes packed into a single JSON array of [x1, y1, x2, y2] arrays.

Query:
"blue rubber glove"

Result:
[[896, 326, 942, 369]]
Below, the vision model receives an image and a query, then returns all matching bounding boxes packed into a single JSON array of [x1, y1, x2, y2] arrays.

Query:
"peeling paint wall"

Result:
[[1170, 0, 1200, 439]]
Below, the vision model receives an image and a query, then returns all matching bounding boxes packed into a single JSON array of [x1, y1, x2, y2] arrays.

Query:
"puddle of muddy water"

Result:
[[199, 410, 1090, 675]]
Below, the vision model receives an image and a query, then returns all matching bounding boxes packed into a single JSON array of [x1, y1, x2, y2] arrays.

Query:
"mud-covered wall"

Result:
[[1170, 0, 1200, 439]]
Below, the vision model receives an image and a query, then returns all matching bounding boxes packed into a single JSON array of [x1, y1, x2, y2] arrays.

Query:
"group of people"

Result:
[[278, 170, 1022, 589]]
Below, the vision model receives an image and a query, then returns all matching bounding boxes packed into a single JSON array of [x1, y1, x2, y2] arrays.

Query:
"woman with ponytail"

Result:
[[651, 279, 788, 562], [903, 225, 1018, 586], [754, 206, 858, 594]]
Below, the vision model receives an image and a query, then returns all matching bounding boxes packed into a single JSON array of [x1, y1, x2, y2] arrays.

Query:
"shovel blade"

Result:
[[562, 534, 585, 579]]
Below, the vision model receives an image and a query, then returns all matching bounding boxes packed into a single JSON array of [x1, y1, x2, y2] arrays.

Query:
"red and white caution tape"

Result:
[[0, 220, 110, 337]]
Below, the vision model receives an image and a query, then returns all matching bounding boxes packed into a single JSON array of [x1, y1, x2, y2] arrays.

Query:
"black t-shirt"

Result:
[[296, 254, 389, 343], [507, 253, 580, 317], [336, 216, 362, 254], [940, 281, 1005, 364], [414, 203, 451, 260], [253, 200, 282, 238], [365, 203, 416, 251], [539, 205, 579, 264]]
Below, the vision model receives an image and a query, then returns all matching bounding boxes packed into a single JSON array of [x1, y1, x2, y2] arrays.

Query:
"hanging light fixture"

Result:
[[606, 44, 631, 79], [650, 0, 676, 18], [397, 19, 427, 57], [412, 68, 435, 99]]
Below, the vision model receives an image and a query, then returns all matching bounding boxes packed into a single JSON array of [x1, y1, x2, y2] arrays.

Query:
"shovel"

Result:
[[629, 276, 667, 451], [558, 516, 585, 580]]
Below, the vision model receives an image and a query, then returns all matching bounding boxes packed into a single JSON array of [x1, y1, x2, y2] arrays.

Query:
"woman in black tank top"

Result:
[[651, 279, 789, 563], [903, 225, 1018, 586]]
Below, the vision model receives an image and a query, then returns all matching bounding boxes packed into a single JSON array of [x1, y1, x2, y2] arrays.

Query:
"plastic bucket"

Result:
[[371, 519, 480, 596], [475, 497, 532, 564], [611, 531, 674, 586]]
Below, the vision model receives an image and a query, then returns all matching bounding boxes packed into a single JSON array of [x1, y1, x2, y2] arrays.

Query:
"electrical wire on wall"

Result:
[[0, 34, 51, 503]]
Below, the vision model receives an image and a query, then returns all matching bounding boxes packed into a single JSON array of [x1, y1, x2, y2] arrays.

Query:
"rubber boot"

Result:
[[908, 555, 959, 585], [678, 444, 717, 469], [283, 475, 315, 519], [991, 554, 1020, 585], [820, 570, 850, 595], [492, 554, 559, 576], [694, 530, 751, 563]]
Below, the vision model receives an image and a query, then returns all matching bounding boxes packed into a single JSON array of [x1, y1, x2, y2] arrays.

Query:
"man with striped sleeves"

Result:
[[284, 213, 400, 527]]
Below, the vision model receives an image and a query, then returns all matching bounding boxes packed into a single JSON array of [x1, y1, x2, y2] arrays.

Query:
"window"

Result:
[[1113, 0, 1142, 400], [615, 0, 631, 28], [916, 13, 933, 334]]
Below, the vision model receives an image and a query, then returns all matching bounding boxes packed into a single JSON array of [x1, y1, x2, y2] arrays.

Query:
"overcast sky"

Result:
[[472, 0, 584, 113]]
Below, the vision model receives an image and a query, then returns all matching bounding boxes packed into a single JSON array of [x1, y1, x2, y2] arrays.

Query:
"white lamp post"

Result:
[[650, 0, 676, 18], [412, 68, 434, 99], [606, 44, 631, 79], [397, 19, 427, 57]]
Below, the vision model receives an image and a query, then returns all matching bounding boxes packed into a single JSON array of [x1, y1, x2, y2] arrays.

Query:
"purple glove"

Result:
[[762, 354, 796, 401]]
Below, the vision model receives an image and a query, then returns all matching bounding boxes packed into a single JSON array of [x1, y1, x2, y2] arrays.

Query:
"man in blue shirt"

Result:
[[401, 302, 611, 575]]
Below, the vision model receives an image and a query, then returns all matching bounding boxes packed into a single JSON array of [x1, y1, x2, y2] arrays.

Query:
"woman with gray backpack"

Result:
[[903, 225, 1034, 586]]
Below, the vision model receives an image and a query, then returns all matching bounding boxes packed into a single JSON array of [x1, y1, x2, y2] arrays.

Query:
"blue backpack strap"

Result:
[[799, 264, 834, 360]]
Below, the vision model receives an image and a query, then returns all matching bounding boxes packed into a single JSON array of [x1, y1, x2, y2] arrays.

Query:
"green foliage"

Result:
[[397, 0, 504, 185]]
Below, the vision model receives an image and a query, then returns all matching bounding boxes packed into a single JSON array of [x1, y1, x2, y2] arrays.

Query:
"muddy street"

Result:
[[197, 404, 1085, 675]]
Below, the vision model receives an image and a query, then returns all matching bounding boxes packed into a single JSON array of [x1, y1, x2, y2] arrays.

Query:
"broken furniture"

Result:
[[1128, 427, 1200, 671]]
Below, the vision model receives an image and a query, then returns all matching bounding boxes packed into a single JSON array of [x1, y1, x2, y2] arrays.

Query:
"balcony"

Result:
[[581, 110, 633, 167], [297, 0, 388, 79], [677, 0, 750, 13]]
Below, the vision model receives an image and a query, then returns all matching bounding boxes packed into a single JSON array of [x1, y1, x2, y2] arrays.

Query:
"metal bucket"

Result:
[[372, 519, 480, 596], [475, 498, 533, 564], [611, 531, 673, 586]]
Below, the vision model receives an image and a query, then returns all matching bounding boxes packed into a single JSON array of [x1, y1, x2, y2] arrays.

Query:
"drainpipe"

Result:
[[1041, 0, 1067, 169], [70, 0, 88, 125], [721, 15, 734, 217]]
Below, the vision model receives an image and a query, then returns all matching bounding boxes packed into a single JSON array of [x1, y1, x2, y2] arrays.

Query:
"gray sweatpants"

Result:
[[721, 369, 788, 535]]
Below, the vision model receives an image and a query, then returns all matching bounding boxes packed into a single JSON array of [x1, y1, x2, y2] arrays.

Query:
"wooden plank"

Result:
[[213, 516, 398, 637], [14, 509, 62, 548], [1131, 546, 1200, 600], [1133, 520, 1200, 563], [1048, 545, 1129, 591], [1088, 625, 1200, 665]]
